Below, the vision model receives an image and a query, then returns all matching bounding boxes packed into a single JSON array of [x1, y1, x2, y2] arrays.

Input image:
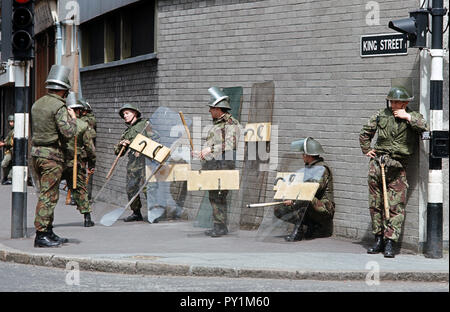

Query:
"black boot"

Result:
[[205, 223, 228, 237], [84, 213, 95, 227], [384, 239, 395, 258], [34, 231, 62, 248], [367, 234, 385, 254], [124, 211, 143, 222], [285, 222, 303, 242], [48, 227, 69, 244]]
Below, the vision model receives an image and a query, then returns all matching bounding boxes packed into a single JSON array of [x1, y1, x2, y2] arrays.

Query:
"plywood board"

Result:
[[244, 123, 271, 142], [187, 170, 240, 191], [274, 182, 320, 201], [273, 172, 305, 190], [129, 133, 170, 163]]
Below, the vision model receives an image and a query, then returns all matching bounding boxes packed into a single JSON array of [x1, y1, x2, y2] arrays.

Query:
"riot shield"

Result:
[[254, 161, 326, 243]]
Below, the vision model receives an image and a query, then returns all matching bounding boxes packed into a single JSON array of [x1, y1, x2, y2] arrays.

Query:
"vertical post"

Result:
[[11, 61, 30, 238], [425, 0, 445, 259]]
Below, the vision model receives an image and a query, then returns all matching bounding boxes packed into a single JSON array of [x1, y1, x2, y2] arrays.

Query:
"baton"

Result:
[[246, 201, 285, 208], [106, 145, 125, 180], [379, 156, 390, 220], [179, 111, 194, 150]]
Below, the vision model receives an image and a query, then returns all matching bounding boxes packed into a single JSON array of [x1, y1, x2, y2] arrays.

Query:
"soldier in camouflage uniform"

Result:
[[114, 103, 154, 222], [192, 87, 241, 237], [79, 98, 96, 200], [61, 92, 96, 227], [31, 65, 77, 248], [0, 115, 15, 185], [274, 137, 335, 241], [360, 86, 428, 258]]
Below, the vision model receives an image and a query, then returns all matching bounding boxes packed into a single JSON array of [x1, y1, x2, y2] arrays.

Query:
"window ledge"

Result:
[[80, 53, 158, 72]]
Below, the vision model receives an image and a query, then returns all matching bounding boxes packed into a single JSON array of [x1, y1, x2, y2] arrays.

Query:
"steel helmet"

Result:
[[119, 103, 141, 119], [8, 115, 14, 122], [79, 97, 92, 111], [386, 86, 413, 102], [45, 64, 71, 90], [66, 92, 84, 109], [291, 137, 324, 156], [207, 86, 231, 110]]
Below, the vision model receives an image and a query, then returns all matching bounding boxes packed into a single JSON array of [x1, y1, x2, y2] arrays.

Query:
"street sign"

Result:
[[360, 33, 408, 57]]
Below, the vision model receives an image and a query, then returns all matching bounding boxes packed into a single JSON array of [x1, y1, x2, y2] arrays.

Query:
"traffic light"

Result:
[[388, 9, 429, 49], [12, 0, 34, 60]]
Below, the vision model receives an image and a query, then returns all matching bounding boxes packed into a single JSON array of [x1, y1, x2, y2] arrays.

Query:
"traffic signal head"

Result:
[[388, 9, 429, 48], [12, 0, 34, 60]]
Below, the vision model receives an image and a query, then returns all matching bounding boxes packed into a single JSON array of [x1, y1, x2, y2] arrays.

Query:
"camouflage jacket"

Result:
[[205, 112, 240, 159], [304, 158, 334, 204], [3, 128, 14, 154], [31, 94, 77, 163], [359, 107, 428, 160], [81, 112, 97, 140], [114, 118, 158, 156], [64, 118, 96, 168]]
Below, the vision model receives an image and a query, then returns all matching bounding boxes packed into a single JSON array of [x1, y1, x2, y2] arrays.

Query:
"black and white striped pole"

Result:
[[425, 0, 448, 259], [11, 61, 30, 239]]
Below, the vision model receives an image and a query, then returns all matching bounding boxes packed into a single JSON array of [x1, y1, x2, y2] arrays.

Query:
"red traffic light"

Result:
[[14, 0, 32, 3]]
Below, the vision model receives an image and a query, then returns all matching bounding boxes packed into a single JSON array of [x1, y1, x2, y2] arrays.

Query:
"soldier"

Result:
[[62, 92, 96, 227], [192, 87, 241, 237], [31, 64, 77, 248], [360, 86, 428, 258], [114, 103, 149, 222], [0, 115, 15, 185], [79, 98, 96, 200], [274, 137, 335, 241]]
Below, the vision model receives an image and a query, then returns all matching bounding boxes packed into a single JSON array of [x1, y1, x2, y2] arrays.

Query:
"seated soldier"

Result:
[[274, 137, 335, 241]]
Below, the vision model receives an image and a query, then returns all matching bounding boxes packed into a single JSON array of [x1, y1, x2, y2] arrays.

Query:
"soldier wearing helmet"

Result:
[[79, 97, 96, 200], [360, 84, 428, 258], [31, 64, 77, 248], [0, 115, 15, 185], [192, 87, 241, 237], [114, 103, 158, 222], [61, 92, 96, 227], [274, 137, 335, 242]]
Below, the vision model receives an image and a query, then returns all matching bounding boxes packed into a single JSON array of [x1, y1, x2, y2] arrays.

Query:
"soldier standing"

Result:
[[192, 87, 241, 237], [62, 92, 96, 227], [114, 104, 149, 222], [274, 137, 335, 241], [79, 98, 96, 200], [31, 64, 77, 248], [0, 115, 15, 185], [360, 86, 428, 258]]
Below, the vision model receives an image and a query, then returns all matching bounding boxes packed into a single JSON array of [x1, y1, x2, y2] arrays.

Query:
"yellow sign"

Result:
[[187, 170, 240, 191], [244, 123, 271, 142], [129, 134, 171, 163]]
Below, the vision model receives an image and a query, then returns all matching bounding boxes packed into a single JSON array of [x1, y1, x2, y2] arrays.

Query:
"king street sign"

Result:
[[361, 33, 408, 57]]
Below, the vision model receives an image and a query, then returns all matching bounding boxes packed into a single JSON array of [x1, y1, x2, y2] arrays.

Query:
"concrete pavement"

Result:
[[0, 185, 448, 282]]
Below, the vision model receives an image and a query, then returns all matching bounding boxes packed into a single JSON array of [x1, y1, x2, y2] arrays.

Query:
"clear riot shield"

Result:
[[93, 107, 190, 226], [146, 107, 191, 223], [255, 162, 326, 243]]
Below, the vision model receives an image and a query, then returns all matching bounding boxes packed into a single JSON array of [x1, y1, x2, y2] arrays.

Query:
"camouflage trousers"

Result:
[[368, 157, 408, 242], [274, 198, 334, 236], [209, 190, 229, 226], [127, 154, 146, 214], [1, 152, 12, 180], [33, 157, 64, 232], [62, 164, 91, 214]]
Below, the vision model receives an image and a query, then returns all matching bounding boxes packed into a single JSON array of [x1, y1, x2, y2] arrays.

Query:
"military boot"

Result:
[[124, 211, 143, 222], [367, 234, 385, 254], [34, 231, 62, 248], [384, 239, 395, 258], [285, 222, 303, 242], [83, 213, 95, 227], [48, 227, 69, 244], [204, 223, 228, 237]]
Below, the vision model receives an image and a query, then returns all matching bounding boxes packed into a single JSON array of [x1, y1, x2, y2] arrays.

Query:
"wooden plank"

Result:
[[244, 122, 271, 142], [129, 133, 170, 163], [274, 182, 320, 201], [273, 171, 305, 190], [187, 170, 240, 191]]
